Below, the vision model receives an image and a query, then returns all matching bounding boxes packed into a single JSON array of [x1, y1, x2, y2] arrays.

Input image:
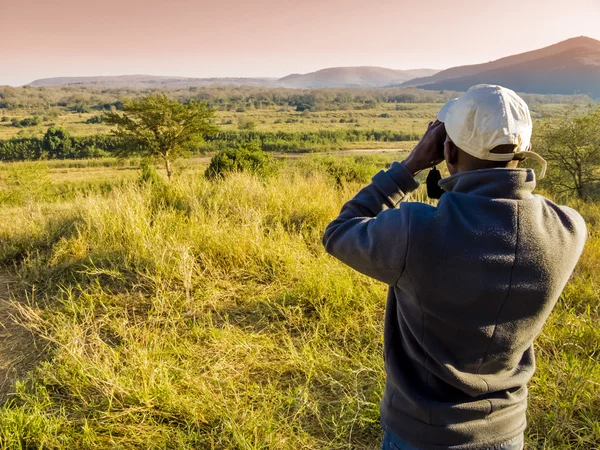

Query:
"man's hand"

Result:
[[401, 120, 446, 176]]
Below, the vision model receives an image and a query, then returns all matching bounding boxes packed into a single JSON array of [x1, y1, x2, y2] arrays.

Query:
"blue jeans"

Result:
[[381, 427, 524, 450]]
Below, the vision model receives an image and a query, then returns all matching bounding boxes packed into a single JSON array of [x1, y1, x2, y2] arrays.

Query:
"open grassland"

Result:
[[0, 156, 598, 449], [0, 101, 578, 142], [0, 104, 437, 142]]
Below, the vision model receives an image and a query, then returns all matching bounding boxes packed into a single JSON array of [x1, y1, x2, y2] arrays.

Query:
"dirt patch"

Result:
[[0, 274, 42, 403]]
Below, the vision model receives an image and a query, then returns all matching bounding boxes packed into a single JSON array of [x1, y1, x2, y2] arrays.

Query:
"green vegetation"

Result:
[[202, 129, 421, 153], [0, 85, 457, 112], [43, 127, 73, 159], [104, 94, 218, 179], [0, 134, 119, 161], [0, 162, 52, 205], [0, 85, 591, 112], [205, 143, 276, 179], [1, 85, 593, 157], [535, 106, 600, 199], [10, 116, 43, 128], [0, 128, 421, 161]]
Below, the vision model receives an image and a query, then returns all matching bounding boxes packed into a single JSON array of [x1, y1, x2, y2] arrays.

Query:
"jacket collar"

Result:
[[439, 168, 536, 199]]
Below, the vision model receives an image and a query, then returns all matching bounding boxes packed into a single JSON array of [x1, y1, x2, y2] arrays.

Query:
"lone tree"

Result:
[[43, 127, 72, 159], [105, 94, 217, 180], [536, 106, 600, 199]]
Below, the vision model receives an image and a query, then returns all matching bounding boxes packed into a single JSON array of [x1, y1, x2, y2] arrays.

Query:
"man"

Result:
[[322, 85, 587, 450]]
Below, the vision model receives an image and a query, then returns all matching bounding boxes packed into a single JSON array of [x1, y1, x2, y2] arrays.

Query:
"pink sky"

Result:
[[2, 0, 600, 86]]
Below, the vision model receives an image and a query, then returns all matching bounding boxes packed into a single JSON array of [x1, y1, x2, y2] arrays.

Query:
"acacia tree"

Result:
[[104, 94, 217, 180], [535, 106, 600, 199]]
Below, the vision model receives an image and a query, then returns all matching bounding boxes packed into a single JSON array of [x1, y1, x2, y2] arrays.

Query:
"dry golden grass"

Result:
[[0, 158, 597, 449]]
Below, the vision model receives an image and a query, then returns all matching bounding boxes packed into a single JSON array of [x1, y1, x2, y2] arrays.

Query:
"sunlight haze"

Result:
[[2, 0, 600, 85]]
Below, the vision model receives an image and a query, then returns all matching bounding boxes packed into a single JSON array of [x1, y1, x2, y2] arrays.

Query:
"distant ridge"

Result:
[[28, 75, 277, 88], [28, 68, 439, 89], [402, 36, 600, 97]]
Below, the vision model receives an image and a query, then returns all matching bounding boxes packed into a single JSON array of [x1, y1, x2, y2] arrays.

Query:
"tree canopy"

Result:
[[43, 127, 72, 159], [535, 106, 600, 199], [104, 94, 218, 179]]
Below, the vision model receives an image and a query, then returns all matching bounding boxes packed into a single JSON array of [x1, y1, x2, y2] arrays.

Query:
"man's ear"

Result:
[[444, 139, 459, 175], [444, 139, 458, 165]]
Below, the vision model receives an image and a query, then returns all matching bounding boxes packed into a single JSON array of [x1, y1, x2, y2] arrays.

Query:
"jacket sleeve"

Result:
[[322, 162, 420, 285]]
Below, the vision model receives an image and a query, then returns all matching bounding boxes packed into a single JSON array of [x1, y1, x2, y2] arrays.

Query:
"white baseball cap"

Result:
[[437, 84, 547, 178]]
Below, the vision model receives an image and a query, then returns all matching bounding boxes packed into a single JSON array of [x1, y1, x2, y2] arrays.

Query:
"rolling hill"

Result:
[[402, 36, 600, 97], [276, 67, 439, 88]]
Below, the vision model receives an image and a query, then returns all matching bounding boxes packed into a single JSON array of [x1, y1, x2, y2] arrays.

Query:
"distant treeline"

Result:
[[202, 129, 421, 152], [0, 128, 421, 161], [0, 134, 121, 161], [1, 85, 593, 113]]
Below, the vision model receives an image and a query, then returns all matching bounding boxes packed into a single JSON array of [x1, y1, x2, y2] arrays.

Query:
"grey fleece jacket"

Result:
[[322, 163, 587, 450]]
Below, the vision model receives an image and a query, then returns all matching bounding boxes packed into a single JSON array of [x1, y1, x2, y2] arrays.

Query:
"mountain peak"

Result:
[[404, 36, 600, 98], [559, 35, 600, 47], [545, 36, 600, 54]]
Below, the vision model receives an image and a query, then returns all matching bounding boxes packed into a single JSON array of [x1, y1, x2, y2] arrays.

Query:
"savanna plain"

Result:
[[0, 85, 598, 449]]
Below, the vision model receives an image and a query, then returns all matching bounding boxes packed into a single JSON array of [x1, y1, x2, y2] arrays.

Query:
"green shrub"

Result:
[[85, 115, 104, 124], [205, 143, 276, 179], [43, 127, 72, 159], [237, 117, 257, 130], [71, 102, 91, 113], [10, 116, 42, 128], [139, 160, 162, 185]]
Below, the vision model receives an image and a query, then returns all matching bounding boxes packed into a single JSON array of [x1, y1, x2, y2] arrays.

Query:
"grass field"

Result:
[[0, 104, 436, 140], [0, 152, 598, 449], [0, 102, 574, 141]]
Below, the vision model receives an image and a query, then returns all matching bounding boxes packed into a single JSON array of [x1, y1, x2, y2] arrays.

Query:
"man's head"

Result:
[[437, 85, 547, 178]]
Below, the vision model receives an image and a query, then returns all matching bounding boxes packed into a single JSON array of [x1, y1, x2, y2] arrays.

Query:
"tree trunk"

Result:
[[164, 155, 172, 181]]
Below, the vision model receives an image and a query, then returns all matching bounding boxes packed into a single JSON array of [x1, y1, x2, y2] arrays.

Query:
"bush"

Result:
[[71, 103, 91, 113], [10, 116, 42, 128], [237, 116, 257, 130], [43, 127, 72, 159], [85, 115, 104, 124], [139, 160, 162, 185], [205, 143, 275, 179]]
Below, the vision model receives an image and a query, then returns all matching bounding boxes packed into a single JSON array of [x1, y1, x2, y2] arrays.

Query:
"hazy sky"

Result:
[[2, 0, 600, 86]]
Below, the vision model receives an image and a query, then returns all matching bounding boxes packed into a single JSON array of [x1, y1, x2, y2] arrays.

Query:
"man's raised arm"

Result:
[[322, 161, 420, 285], [322, 121, 446, 285]]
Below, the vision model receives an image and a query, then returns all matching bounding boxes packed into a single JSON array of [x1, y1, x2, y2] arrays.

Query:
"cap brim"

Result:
[[437, 98, 457, 123]]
